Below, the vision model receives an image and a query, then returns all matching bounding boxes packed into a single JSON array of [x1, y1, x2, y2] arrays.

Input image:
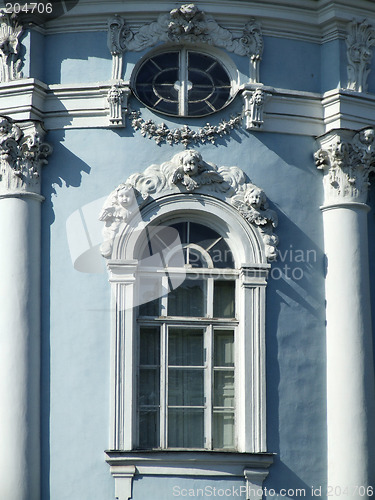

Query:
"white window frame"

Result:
[[105, 194, 273, 497]]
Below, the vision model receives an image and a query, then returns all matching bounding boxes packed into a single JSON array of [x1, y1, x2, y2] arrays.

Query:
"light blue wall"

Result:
[[320, 39, 347, 92], [43, 32, 111, 84], [261, 37, 320, 93]]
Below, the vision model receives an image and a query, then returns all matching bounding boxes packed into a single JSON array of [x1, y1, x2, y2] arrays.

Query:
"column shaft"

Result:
[[322, 202, 375, 493], [0, 195, 42, 500]]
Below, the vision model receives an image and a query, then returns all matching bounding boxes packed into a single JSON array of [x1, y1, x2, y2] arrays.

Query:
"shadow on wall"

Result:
[[265, 206, 327, 496], [40, 128, 91, 500]]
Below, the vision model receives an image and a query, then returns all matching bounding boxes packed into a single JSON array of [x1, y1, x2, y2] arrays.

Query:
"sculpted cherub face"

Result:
[[0, 118, 11, 135], [116, 185, 134, 207], [245, 187, 266, 208], [180, 151, 201, 175]]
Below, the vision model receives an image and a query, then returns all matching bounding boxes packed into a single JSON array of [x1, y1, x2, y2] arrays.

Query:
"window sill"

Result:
[[105, 451, 274, 500], [105, 449, 273, 476]]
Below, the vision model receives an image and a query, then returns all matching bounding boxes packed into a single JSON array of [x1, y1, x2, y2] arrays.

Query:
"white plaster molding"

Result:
[[243, 87, 272, 130], [107, 83, 130, 127], [105, 451, 273, 477], [99, 149, 278, 261], [0, 11, 23, 83], [129, 110, 242, 146], [244, 469, 270, 500], [346, 19, 375, 92], [314, 127, 375, 204], [0, 116, 52, 195], [107, 5, 263, 82], [107, 464, 135, 500]]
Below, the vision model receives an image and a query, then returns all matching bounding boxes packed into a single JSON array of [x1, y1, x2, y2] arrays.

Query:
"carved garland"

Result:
[[107, 4, 263, 82], [99, 149, 278, 261], [129, 110, 243, 146]]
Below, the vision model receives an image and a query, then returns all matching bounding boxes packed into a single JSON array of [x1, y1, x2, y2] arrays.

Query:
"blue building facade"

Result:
[[0, 2, 374, 500]]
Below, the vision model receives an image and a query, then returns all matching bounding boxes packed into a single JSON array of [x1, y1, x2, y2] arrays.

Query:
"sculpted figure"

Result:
[[99, 183, 138, 257], [169, 149, 223, 191]]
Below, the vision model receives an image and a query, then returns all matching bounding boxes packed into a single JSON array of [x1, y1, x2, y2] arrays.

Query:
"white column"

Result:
[[315, 128, 375, 497], [0, 118, 51, 500]]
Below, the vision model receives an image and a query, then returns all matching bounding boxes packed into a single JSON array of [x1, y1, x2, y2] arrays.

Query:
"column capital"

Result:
[[0, 116, 52, 197], [315, 127, 375, 204]]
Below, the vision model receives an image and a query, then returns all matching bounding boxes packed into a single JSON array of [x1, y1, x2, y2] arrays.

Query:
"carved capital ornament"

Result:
[[99, 149, 278, 261], [315, 128, 375, 204], [0, 116, 52, 196]]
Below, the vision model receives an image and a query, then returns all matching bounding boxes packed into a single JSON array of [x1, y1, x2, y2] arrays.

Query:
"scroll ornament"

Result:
[[99, 149, 278, 260], [107, 4, 263, 82]]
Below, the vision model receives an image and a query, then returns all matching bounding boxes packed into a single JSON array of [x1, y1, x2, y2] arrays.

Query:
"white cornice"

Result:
[[1, 79, 374, 136]]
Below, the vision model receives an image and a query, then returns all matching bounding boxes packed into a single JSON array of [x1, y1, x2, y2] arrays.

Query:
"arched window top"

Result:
[[140, 221, 235, 269], [99, 150, 278, 265]]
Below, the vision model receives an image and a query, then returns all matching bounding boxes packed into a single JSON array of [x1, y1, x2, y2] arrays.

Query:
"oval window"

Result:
[[133, 49, 234, 117]]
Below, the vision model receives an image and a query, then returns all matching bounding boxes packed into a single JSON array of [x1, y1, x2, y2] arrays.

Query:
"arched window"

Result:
[[102, 151, 277, 488]]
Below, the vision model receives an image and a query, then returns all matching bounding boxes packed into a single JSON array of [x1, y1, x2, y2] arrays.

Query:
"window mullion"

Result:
[[205, 325, 213, 450], [160, 323, 167, 448], [180, 48, 188, 116], [161, 275, 168, 316], [207, 277, 214, 318]]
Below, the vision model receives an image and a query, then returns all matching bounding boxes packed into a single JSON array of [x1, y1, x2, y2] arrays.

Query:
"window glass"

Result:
[[137, 222, 237, 450], [213, 280, 235, 318]]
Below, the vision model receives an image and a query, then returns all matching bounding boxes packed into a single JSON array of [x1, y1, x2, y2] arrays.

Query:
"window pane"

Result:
[[168, 369, 204, 406], [139, 409, 159, 449], [213, 281, 235, 318], [168, 328, 204, 366], [168, 278, 206, 317], [168, 409, 204, 448], [140, 327, 160, 365], [214, 370, 234, 407], [214, 330, 234, 366], [213, 411, 234, 449], [138, 277, 161, 317], [139, 369, 160, 406]]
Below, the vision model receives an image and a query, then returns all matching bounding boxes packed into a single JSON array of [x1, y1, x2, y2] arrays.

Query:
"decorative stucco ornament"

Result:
[[130, 111, 242, 147], [99, 149, 278, 260], [346, 19, 375, 92], [243, 88, 271, 130], [0, 116, 52, 195], [0, 10, 23, 82], [107, 5, 263, 82], [314, 127, 375, 203], [107, 84, 130, 127]]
